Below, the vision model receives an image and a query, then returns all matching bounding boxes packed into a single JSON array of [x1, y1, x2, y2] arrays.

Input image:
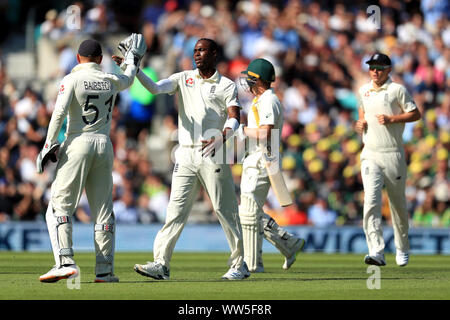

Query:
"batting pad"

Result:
[[262, 214, 298, 258], [239, 196, 263, 271], [241, 224, 263, 272]]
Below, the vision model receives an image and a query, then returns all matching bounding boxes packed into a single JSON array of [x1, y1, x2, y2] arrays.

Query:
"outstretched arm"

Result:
[[136, 71, 177, 95], [112, 55, 176, 94]]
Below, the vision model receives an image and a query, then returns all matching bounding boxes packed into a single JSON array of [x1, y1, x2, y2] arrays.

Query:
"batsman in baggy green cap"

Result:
[[236, 58, 306, 273]]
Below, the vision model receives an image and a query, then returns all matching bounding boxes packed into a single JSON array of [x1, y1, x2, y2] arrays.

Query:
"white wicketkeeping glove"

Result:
[[118, 34, 133, 56], [124, 33, 147, 68], [36, 142, 60, 174], [116, 34, 133, 71]]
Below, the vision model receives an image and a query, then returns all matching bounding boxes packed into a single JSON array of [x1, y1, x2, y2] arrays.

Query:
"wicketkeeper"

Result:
[[236, 58, 306, 272], [38, 35, 146, 283]]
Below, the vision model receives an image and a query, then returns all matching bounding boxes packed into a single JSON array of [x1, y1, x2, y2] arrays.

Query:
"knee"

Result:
[[239, 195, 261, 225]]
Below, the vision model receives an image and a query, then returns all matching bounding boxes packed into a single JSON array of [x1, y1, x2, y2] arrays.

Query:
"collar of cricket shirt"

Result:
[[194, 69, 220, 83], [261, 88, 274, 99], [255, 88, 274, 104], [71, 62, 102, 74], [369, 77, 392, 92]]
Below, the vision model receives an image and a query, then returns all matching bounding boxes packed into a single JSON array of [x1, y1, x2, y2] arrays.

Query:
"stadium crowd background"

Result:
[[0, 0, 448, 229]]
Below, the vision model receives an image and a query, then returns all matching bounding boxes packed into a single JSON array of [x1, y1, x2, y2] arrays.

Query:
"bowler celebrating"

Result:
[[117, 38, 249, 280]]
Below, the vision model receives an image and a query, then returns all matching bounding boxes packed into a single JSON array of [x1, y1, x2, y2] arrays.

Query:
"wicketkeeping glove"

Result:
[[124, 33, 147, 68], [118, 34, 133, 57], [36, 142, 60, 174]]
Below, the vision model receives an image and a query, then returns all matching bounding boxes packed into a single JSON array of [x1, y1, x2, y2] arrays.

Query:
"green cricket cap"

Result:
[[242, 58, 275, 82]]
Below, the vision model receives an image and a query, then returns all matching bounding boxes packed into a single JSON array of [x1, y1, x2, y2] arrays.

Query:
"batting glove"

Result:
[[236, 124, 247, 142], [36, 142, 60, 174]]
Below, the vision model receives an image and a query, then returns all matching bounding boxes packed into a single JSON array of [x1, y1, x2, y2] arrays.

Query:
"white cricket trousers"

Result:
[[360, 147, 409, 256], [153, 146, 244, 270], [47, 133, 115, 274]]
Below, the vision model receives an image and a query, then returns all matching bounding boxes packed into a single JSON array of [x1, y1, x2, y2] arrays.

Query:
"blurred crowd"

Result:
[[0, 0, 448, 229]]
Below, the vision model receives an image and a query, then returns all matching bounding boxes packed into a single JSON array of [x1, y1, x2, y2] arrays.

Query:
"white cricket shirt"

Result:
[[46, 62, 136, 144], [247, 88, 283, 157], [167, 69, 240, 146], [358, 78, 417, 151]]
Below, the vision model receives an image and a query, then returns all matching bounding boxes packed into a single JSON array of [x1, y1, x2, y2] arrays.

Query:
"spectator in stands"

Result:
[[0, 0, 447, 229], [308, 197, 337, 227]]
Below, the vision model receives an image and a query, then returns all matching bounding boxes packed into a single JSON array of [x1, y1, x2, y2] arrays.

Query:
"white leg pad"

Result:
[[262, 213, 298, 258], [46, 203, 75, 266], [239, 195, 263, 272], [45, 202, 61, 267]]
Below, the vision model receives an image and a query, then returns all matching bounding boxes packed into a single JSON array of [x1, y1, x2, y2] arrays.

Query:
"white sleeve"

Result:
[[106, 64, 137, 92], [224, 82, 241, 109], [45, 76, 74, 144], [136, 71, 177, 94], [258, 97, 276, 126], [397, 85, 417, 113]]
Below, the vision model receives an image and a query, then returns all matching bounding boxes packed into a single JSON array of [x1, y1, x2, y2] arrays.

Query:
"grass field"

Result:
[[0, 251, 449, 300]]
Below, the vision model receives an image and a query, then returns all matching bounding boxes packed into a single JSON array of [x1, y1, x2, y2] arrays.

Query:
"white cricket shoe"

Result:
[[396, 251, 409, 267], [39, 265, 78, 283], [222, 264, 251, 280], [364, 254, 386, 266], [283, 238, 306, 270], [94, 273, 119, 283], [134, 261, 170, 280]]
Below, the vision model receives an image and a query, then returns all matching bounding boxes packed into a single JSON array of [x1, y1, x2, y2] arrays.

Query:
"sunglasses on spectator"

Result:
[[369, 65, 390, 71]]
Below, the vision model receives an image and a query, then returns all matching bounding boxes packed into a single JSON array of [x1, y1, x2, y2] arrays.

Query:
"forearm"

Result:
[[136, 71, 176, 94], [46, 82, 72, 144], [243, 127, 269, 140], [121, 64, 138, 88], [388, 109, 421, 124], [222, 106, 240, 141], [46, 107, 66, 144], [222, 118, 239, 141]]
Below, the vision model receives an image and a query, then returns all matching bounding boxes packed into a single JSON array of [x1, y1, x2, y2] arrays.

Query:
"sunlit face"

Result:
[[193, 40, 215, 69], [369, 64, 391, 85]]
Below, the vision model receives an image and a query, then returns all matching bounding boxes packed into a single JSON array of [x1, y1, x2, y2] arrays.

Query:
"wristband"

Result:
[[223, 117, 239, 132]]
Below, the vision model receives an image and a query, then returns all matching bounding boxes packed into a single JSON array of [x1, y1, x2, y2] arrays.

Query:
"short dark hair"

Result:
[[260, 79, 271, 89], [197, 38, 218, 53], [78, 39, 102, 57]]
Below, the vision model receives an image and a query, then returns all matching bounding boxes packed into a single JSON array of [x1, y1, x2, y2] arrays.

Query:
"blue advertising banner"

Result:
[[0, 222, 449, 254]]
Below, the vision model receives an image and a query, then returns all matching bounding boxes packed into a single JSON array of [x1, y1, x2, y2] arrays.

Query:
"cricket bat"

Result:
[[263, 152, 293, 207]]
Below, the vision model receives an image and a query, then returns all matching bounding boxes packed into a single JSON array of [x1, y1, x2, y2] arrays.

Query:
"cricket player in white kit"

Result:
[[236, 58, 305, 272], [37, 36, 146, 283], [356, 53, 421, 267], [116, 38, 249, 280]]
